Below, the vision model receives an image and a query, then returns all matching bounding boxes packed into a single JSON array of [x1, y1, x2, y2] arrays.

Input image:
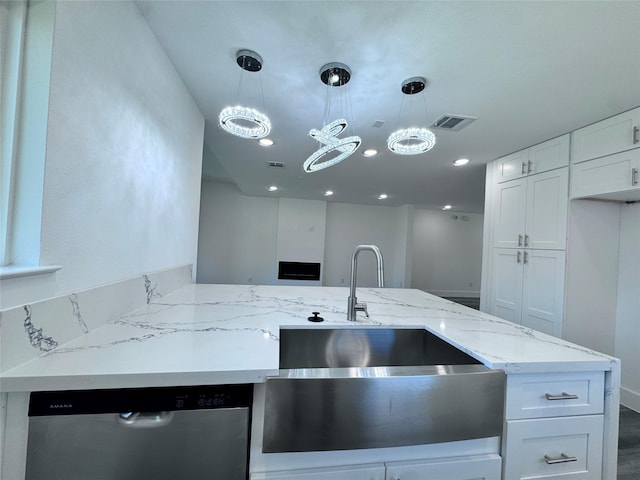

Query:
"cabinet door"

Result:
[[571, 106, 640, 163], [570, 148, 640, 201], [525, 168, 568, 250], [503, 415, 604, 480], [385, 454, 501, 480], [521, 250, 565, 337], [493, 178, 527, 248], [495, 149, 528, 183], [251, 464, 385, 480], [490, 249, 524, 324], [527, 134, 570, 175]]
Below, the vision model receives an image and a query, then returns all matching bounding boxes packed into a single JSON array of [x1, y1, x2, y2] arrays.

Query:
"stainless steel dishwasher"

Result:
[[25, 384, 252, 480]]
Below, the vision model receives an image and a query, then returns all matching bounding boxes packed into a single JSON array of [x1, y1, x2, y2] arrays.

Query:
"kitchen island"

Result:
[[1, 284, 620, 479]]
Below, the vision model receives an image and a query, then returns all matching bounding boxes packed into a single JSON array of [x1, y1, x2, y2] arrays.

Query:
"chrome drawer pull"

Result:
[[545, 392, 579, 401], [633, 168, 639, 186], [633, 126, 639, 145], [544, 453, 578, 465]]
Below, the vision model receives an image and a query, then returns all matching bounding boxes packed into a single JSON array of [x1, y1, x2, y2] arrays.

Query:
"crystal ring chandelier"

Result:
[[304, 63, 361, 173], [218, 50, 271, 139], [304, 119, 362, 172], [219, 106, 271, 139], [387, 127, 436, 155], [387, 77, 436, 155]]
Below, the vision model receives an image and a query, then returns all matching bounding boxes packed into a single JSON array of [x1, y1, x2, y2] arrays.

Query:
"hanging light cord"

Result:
[[395, 92, 406, 128]]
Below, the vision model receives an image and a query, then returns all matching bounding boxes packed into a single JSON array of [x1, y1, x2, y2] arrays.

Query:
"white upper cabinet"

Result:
[[493, 178, 527, 248], [571, 146, 640, 201], [496, 135, 570, 183], [493, 168, 568, 250], [527, 134, 571, 175], [525, 168, 569, 250], [571, 106, 640, 164], [496, 149, 529, 183]]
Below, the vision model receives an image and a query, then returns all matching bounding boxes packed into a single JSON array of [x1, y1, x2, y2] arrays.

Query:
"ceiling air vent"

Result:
[[267, 161, 284, 168], [430, 114, 477, 131]]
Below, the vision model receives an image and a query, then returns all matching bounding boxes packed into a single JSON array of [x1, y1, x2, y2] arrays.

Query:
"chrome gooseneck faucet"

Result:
[[347, 244, 384, 321]]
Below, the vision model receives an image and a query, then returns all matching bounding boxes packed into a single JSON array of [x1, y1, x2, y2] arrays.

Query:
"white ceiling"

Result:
[[137, 0, 640, 213]]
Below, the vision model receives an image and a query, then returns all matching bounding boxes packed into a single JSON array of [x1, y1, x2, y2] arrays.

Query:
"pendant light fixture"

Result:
[[387, 77, 436, 155], [303, 63, 361, 173], [218, 50, 271, 139]]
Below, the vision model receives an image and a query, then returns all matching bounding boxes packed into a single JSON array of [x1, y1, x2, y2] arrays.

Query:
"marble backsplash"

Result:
[[0, 265, 193, 374]]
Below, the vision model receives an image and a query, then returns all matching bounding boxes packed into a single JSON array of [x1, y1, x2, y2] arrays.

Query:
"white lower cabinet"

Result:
[[385, 454, 501, 480], [251, 455, 502, 480], [490, 248, 565, 337], [250, 463, 385, 480], [503, 415, 604, 479], [502, 372, 606, 480]]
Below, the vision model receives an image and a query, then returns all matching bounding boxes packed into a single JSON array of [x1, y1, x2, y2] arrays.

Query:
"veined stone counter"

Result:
[[0, 284, 617, 392]]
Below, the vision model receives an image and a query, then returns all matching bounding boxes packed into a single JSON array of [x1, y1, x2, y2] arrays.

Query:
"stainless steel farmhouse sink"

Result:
[[263, 327, 505, 453]]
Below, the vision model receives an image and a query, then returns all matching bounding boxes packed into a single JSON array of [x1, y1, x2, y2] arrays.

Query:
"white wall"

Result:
[[564, 200, 621, 356], [37, 0, 204, 294], [196, 182, 484, 293], [276, 198, 326, 286], [616, 203, 640, 411], [323, 202, 407, 288], [411, 209, 484, 297], [196, 182, 278, 285]]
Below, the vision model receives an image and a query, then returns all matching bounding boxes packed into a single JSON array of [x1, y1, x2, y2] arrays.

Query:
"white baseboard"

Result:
[[425, 290, 481, 298], [621, 386, 640, 413]]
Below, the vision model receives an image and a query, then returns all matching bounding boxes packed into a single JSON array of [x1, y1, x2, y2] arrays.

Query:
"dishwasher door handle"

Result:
[[117, 411, 174, 428]]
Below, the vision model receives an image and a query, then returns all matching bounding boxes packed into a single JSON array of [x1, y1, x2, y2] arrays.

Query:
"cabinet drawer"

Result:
[[506, 371, 604, 419], [503, 415, 604, 479], [385, 454, 501, 480]]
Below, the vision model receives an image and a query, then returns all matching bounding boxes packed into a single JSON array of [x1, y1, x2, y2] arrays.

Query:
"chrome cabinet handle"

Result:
[[527, 160, 533, 173], [521, 162, 527, 174], [517, 251, 522, 263], [518, 234, 523, 246], [544, 453, 578, 465], [523, 251, 529, 264], [545, 392, 579, 401], [633, 168, 639, 186], [524, 234, 530, 247], [633, 126, 639, 144]]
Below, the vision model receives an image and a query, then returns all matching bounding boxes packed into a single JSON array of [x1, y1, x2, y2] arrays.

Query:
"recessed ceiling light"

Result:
[[363, 149, 378, 157], [378, 193, 388, 200], [268, 185, 278, 192], [324, 190, 334, 196], [259, 138, 274, 147], [453, 158, 470, 166], [442, 204, 452, 210]]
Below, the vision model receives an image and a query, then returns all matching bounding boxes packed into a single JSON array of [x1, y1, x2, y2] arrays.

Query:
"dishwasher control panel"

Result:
[[28, 384, 253, 416]]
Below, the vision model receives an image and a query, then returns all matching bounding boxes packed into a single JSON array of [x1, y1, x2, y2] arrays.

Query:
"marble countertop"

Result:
[[1, 284, 617, 392]]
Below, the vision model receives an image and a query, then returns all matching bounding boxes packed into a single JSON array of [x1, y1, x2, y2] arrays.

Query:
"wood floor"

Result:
[[618, 405, 640, 479]]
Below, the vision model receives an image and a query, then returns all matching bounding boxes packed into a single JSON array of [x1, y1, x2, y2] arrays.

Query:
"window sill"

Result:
[[0, 265, 62, 280]]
